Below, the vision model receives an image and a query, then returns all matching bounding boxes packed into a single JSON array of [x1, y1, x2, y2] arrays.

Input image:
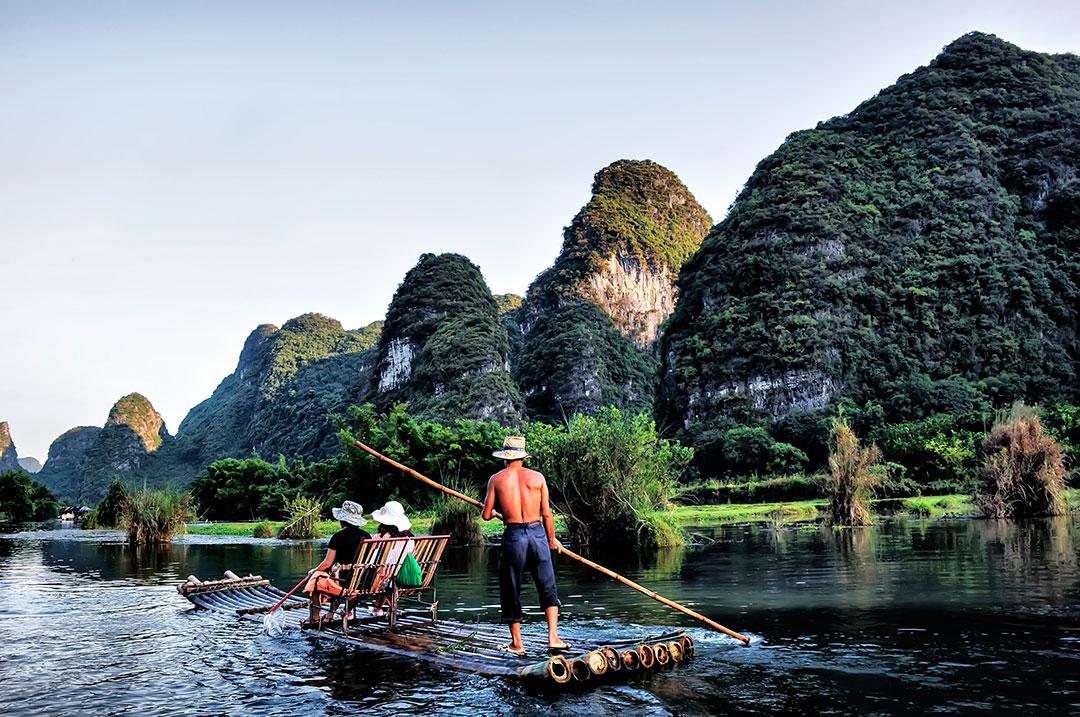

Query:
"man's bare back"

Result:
[[484, 464, 547, 524]]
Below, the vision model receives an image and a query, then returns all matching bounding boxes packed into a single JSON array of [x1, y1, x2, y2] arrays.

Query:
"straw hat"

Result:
[[493, 435, 529, 461], [371, 500, 412, 532], [331, 500, 367, 527]]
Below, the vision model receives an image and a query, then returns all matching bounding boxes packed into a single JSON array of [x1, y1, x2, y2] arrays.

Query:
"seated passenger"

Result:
[[303, 500, 371, 626], [370, 500, 416, 616]]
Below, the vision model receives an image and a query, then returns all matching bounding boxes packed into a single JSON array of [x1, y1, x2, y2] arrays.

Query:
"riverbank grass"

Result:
[[122, 489, 195, 544]]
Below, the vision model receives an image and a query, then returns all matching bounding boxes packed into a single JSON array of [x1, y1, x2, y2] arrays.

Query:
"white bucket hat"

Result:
[[332, 500, 367, 528], [371, 500, 411, 531], [493, 435, 529, 461]]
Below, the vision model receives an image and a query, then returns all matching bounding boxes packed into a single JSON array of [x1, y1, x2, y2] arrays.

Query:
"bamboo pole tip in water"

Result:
[[679, 634, 696, 658], [600, 646, 621, 672], [569, 658, 592, 682], [620, 649, 641, 671], [654, 643, 671, 667], [667, 641, 684, 662], [546, 655, 571, 684], [584, 650, 608, 677], [637, 644, 656, 669]]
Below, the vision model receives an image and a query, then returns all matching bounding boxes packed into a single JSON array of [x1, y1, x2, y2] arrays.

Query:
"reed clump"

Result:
[[252, 520, 275, 538], [976, 403, 1068, 518], [277, 496, 323, 539], [121, 488, 195, 544], [826, 416, 883, 526], [431, 499, 484, 546]]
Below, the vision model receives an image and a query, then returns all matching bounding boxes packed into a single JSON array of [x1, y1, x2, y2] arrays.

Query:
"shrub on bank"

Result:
[[430, 500, 484, 546], [121, 489, 194, 544], [277, 496, 323, 539], [976, 404, 1068, 518], [526, 408, 691, 546], [674, 474, 825, 504], [826, 417, 883, 526], [83, 480, 128, 529], [0, 470, 59, 523], [252, 521, 275, 538]]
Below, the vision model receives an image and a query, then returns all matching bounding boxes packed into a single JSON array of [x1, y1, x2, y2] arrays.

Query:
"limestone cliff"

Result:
[[36, 395, 171, 503], [0, 422, 21, 472], [515, 160, 711, 421], [660, 32, 1080, 435], [173, 314, 381, 468], [374, 253, 524, 424]]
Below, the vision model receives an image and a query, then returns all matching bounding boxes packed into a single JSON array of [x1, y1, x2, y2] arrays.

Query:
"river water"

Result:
[[1, 517, 1078, 715]]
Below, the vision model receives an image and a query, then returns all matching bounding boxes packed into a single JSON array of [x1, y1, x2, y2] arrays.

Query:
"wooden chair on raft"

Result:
[[311, 534, 450, 632]]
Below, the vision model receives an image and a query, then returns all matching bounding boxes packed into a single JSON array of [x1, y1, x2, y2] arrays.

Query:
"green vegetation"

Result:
[[493, 293, 523, 315], [81, 480, 128, 528], [120, 489, 194, 544], [107, 393, 166, 451], [277, 495, 323, 539], [431, 500, 485, 546], [173, 314, 382, 473], [191, 457, 295, 521], [525, 407, 691, 547], [0, 470, 59, 523], [661, 33, 1080, 457], [976, 404, 1068, 518], [516, 302, 658, 422], [826, 417, 883, 526], [516, 160, 710, 422], [532, 160, 711, 297], [376, 253, 524, 425], [252, 521, 275, 538]]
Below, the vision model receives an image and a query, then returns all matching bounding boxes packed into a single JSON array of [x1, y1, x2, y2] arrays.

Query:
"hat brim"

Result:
[[332, 507, 367, 527], [372, 508, 412, 531], [493, 449, 529, 460]]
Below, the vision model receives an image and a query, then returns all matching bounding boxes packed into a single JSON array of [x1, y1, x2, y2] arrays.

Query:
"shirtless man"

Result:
[[482, 435, 570, 656]]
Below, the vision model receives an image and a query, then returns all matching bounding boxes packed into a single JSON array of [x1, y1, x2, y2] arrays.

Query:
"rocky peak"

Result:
[[17, 457, 42, 474], [514, 160, 709, 421], [0, 421, 20, 471], [235, 324, 279, 383], [526, 159, 711, 347], [34, 426, 103, 501], [107, 393, 169, 452], [375, 253, 523, 423]]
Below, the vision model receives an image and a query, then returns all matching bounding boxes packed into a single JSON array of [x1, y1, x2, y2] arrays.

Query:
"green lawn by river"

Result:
[[185, 490, 1080, 538]]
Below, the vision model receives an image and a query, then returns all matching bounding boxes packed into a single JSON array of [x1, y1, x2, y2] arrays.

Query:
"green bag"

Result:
[[397, 552, 423, 588]]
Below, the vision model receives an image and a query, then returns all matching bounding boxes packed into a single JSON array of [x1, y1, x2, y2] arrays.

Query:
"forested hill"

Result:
[[172, 314, 382, 469], [373, 253, 524, 424], [514, 160, 711, 421], [661, 32, 1080, 436]]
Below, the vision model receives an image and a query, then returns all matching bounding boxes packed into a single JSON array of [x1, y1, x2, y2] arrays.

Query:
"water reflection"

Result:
[[1, 517, 1078, 715]]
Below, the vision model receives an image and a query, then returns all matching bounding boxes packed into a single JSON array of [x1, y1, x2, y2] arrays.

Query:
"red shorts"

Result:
[[304, 571, 348, 605]]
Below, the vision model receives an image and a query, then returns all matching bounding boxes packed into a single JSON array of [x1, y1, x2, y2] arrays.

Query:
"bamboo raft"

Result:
[[179, 571, 697, 685]]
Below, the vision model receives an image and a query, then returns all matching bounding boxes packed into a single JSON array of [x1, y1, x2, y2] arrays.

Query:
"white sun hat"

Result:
[[371, 500, 412, 532], [331, 500, 367, 528]]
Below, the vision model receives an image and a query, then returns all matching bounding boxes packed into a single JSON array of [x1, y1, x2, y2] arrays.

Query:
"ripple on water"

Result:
[[2, 518, 1080, 715]]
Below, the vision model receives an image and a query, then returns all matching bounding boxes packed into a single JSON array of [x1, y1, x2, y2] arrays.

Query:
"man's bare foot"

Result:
[[547, 640, 572, 653], [499, 643, 527, 657]]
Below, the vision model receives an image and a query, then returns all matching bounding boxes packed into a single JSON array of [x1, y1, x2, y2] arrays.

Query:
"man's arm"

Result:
[[539, 476, 560, 552], [482, 475, 498, 521]]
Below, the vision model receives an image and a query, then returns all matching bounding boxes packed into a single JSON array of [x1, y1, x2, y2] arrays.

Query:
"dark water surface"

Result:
[[2, 517, 1079, 715]]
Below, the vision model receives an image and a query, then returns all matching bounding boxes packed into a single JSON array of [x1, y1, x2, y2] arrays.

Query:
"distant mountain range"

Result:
[[24, 33, 1080, 503]]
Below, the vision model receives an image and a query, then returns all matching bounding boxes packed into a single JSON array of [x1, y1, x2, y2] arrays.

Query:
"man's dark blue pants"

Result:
[[500, 522, 561, 624]]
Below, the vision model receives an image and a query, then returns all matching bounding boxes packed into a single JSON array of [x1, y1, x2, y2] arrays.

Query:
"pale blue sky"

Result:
[[3, 1, 1079, 461]]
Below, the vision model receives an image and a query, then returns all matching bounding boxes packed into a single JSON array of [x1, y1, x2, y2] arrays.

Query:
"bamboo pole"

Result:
[[354, 440, 752, 645]]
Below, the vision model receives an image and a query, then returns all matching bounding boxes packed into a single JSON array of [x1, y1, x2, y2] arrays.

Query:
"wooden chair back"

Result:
[[340, 535, 450, 596]]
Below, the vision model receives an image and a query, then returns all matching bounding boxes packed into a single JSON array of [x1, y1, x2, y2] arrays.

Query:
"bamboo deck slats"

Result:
[[179, 571, 696, 685]]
